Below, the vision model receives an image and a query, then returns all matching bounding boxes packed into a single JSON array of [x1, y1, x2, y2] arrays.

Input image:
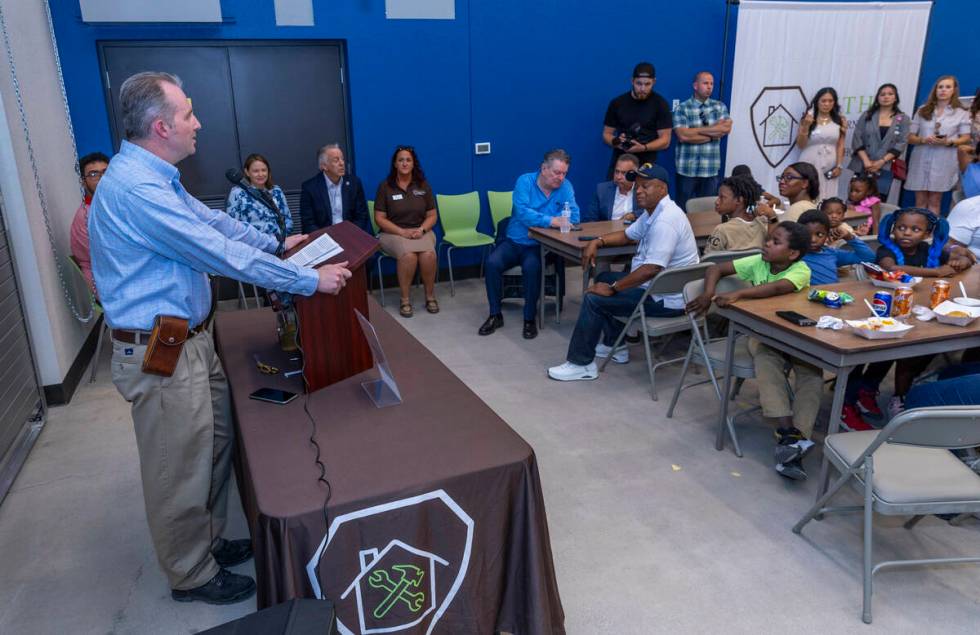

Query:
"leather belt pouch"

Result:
[[142, 315, 189, 377]]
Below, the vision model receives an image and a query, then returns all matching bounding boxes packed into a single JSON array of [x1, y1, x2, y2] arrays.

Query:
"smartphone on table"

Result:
[[249, 387, 298, 405]]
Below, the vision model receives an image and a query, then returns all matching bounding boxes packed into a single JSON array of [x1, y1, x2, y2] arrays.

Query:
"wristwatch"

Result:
[[609, 281, 619, 294]]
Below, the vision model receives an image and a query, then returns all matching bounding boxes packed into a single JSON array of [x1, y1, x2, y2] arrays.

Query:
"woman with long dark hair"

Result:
[[373, 146, 439, 317], [797, 87, 847, 199], [906, 75, 972, 213], [848, 83, 910, 199]]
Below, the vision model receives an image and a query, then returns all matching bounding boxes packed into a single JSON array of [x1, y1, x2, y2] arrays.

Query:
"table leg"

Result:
[[582, 264, 591, 295], [538, 244, 546, 329], [816, 365, 853, 498], [715, 326, 740, 456]]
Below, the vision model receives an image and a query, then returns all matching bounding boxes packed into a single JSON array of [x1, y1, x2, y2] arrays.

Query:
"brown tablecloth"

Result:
[[215, 300, 564, 634]]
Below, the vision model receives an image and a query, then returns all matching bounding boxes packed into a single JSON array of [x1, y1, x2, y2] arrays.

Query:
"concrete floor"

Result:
[[1, 273, 978, 634]]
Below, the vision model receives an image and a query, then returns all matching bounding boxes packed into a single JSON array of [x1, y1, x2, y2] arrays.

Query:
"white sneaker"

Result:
[[547, 361, 599, 382], [887, 395, 905, 418], [594, 342, 629, 364]]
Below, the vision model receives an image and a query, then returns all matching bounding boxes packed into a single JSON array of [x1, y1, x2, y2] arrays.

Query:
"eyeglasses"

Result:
[[396, 145, 415, 152], [777, 174, 804, 182], [699, 107, 708, 126], [83, 169, 106, 179]]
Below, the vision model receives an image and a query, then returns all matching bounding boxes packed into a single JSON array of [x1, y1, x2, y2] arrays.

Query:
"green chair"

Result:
[[487, 190, 513, 237], [437, 192, 494, 296], [67, 256, 107, 383], [368, 200, 392, 306]]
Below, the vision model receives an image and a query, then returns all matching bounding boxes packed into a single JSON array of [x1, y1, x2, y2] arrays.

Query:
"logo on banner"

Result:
[[306, 490, 474, 635], [750, 86, 809, 168]]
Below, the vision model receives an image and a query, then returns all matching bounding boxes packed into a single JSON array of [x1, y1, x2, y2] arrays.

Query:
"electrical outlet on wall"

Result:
[[475, 142, 491, 155]]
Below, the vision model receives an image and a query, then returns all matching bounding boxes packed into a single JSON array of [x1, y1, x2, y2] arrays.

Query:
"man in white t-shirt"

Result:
[[947, 195, 980, 260], [548, 163, 700, 381]]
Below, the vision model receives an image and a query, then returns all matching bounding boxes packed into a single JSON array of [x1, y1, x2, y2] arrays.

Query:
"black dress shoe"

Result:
[[478, 314, 504, 335], [171, 568, 256, 605], [522, 320, 538, 339], [212, 538, 253, 567]]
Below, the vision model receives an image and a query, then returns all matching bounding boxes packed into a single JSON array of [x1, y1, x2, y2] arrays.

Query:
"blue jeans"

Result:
[[674, 174, 720, 214], [905, 364, 980, 408], [566, 271, 683, 365], [485, 239, 542, 321]]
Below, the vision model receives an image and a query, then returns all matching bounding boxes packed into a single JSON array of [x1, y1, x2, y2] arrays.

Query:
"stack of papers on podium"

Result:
[[287, 233, 344, 268]]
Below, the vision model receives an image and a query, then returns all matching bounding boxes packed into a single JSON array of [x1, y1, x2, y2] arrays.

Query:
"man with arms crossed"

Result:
[[89, 72, 351, 605], [548, 163, 699, 381], [672, 71, 732, 212]]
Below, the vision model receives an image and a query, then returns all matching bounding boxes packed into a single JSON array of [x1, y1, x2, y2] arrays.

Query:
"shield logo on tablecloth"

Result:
[[306, 490, 474, 635], [750, 86, 809, 168]]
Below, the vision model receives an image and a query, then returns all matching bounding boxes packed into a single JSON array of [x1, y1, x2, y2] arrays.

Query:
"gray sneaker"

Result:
[[775, 457, 807, 481]]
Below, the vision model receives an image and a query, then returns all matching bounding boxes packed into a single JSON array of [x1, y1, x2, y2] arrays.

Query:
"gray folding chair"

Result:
[[879, 202, 900, 217], [598, 262, 712, 400], [700, 248, 761, 264], [851, 235, 880, 281], [666, 276, 758, 456], [685, 196, 717, 214], [793, 407, 980, 624]]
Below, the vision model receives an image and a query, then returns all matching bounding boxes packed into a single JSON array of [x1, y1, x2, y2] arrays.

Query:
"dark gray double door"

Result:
[[99, 41, 352, 204]]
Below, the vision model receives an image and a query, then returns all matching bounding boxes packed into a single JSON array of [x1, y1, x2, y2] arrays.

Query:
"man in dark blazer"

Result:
[[300, 144, 370, 234], [584, 153, 640, 223]]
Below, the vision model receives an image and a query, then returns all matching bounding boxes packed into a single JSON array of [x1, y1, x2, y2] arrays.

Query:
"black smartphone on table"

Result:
[[249, 387, 298, 405], [776, 310, 817, 327]]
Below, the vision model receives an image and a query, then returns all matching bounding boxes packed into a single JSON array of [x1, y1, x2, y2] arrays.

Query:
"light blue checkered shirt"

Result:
[[89, 141, 318, 330], [672, 96, 730, 178]]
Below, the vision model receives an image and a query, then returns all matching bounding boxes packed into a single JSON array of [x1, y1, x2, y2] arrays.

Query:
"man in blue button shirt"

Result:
[[480, 149, 579, 339], [89, 71, 351, 605]]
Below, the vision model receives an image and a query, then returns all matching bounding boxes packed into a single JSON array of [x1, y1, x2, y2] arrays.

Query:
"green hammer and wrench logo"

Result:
[[367, 564, 426, 619]]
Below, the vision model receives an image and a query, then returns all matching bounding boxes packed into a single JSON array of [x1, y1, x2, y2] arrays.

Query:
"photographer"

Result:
[[602, 62, 673, 178]]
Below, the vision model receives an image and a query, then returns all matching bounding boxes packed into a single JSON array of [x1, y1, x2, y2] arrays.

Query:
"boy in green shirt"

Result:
[[688, 222, 820, 481]]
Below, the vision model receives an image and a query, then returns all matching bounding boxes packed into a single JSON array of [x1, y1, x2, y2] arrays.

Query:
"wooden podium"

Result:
[[285, 221, 379, 393]]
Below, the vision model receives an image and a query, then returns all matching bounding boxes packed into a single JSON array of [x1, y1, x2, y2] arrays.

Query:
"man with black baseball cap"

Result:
[[601, 62, 674, 178], [548, 163, 699, 382]]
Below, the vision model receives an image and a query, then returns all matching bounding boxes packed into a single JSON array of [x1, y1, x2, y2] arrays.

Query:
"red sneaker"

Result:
[[856, 387, 884, 420], [841, 404, 874, 431]]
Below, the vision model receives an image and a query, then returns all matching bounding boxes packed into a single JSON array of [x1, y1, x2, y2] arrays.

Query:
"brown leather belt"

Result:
[[112, 322, 206, 345]]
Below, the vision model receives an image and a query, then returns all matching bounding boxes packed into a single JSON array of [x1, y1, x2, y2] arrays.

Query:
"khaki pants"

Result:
[[111, 329, 232, 590], [747, 337, 824, 438]]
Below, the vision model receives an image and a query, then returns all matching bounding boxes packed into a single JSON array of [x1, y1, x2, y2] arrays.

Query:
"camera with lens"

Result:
[[615, 123, 645, 150]]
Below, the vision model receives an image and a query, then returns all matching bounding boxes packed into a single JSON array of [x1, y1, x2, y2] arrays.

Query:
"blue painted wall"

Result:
[[50, 0, 978, 251]]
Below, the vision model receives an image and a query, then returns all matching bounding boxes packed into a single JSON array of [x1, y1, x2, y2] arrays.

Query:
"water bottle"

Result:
[[560, 201, 572, 234]]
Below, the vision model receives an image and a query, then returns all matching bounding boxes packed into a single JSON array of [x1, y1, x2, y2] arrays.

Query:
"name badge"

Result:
[[413, 190, 426, 196], [392, 194, 404, 201]]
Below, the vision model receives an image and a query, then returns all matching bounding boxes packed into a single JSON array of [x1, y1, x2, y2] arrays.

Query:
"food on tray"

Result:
[[946, 310, 969, 318], [861, 262, 914, 283], [856, 317, 897, 331]]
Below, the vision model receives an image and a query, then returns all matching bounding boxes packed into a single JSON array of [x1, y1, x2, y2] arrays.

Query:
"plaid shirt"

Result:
[[90, 141, 318, 330], [672, 96, 730, 178]]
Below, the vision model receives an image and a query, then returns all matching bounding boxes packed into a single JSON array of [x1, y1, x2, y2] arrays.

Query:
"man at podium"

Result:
[[89, 71, 351, 607]]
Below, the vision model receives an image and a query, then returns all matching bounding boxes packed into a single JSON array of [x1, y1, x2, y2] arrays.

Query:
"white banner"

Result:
[[727, 1, 931, 197]]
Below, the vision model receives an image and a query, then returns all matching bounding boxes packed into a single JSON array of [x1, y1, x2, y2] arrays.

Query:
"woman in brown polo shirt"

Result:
[[374, 146, 439, 317]]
